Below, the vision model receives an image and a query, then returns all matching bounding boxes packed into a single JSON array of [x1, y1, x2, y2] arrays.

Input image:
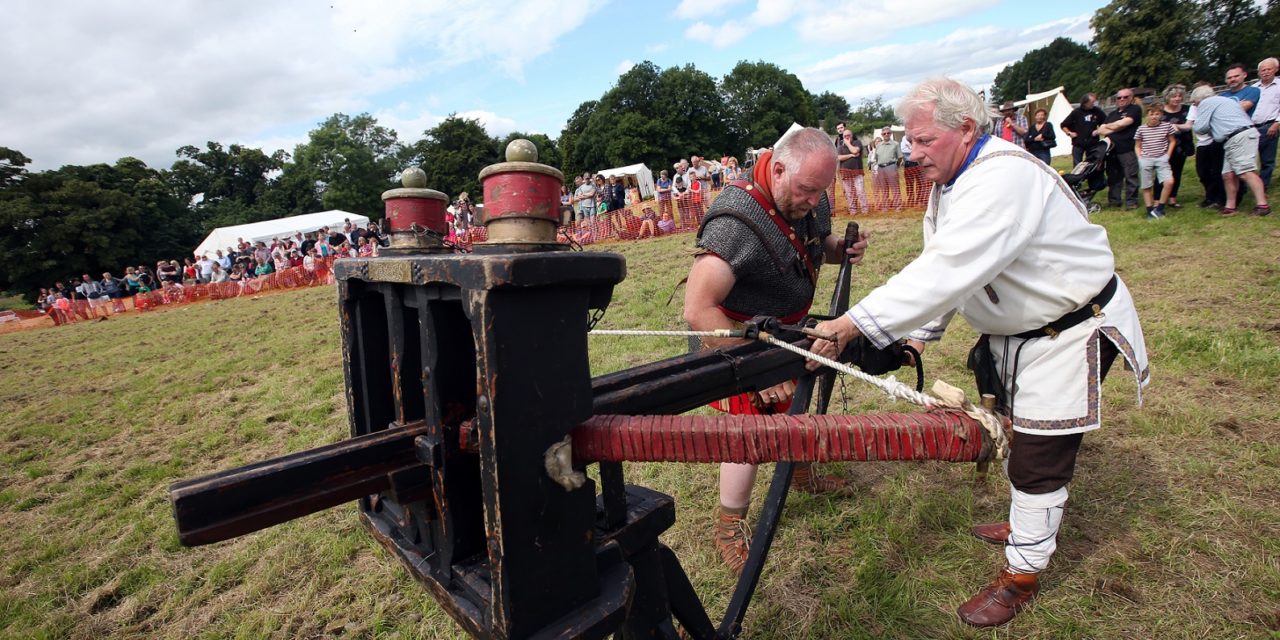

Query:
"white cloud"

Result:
[[793, 0, 999, 43], [455, 110, 521, 139], [644, 42, 671, 54], [673, 0, 748, 21], [372, 105, 524, 143], [683, 0, 997, 49], [807, 15, 1094, 107], [686, 20, 753, 48], [684, 0, 797, 48], [0, 0, 602, 170], [616, 59, 637, 75]]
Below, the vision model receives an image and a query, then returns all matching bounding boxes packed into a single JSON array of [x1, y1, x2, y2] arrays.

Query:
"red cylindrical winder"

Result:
[[381, 167, 450, 254], [476, 139, 566, 250]]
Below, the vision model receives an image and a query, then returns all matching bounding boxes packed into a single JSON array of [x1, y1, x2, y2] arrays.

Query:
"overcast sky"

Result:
[[2, 0, 1102, 171]]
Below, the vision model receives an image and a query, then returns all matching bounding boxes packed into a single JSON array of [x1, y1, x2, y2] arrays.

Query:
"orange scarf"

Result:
[[750, 150, 778, 209]]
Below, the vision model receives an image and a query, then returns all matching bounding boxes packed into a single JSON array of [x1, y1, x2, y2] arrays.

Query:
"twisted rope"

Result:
[[587, 326, 1010, 459], [589, 328, 739, 338]]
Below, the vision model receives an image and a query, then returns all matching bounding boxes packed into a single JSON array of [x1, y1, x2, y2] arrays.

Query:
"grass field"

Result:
[[2, 174, 1278, 639]]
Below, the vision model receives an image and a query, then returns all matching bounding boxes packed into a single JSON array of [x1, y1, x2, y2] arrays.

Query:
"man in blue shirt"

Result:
[[1221, 63, 1261, 116], [1191, 84, 1270, 216]]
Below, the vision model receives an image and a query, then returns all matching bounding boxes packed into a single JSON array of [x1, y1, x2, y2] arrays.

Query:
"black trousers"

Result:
[[1168, 151, 1187, 199], [1106, 151, 1139, 207], [1006, 337, 1119, 495], [1196, 143, 1227, 206]]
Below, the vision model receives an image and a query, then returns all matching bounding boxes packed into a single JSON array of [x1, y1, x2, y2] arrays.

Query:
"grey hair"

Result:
[[772, 127, 837, 173], [1261, 57, 1279, 69], [1162, 84, 1186, 102], [1189, 85, 1215, 104], [897, 77, 993, 131]]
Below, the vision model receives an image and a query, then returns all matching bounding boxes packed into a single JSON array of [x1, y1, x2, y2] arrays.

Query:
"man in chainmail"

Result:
[[683, 127, 868, 575]]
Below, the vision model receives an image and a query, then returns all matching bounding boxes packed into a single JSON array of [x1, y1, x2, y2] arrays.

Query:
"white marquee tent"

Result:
[[193, 209, 368, 258], [598, 163, 657, 200], [1014, 87, 1073, 158]]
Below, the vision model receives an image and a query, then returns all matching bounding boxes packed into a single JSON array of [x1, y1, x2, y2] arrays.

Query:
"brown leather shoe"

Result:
[[957, 568, 1039, 627], [792, 463, 855, 495], [714, 509, 752, 575], [971, 521, 1011, 545]]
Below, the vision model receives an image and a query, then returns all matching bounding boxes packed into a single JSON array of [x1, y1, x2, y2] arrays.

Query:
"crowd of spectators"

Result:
[[554, 136, 935, 247], [1058, 58, 1277, 219], [35, 219, 386, 326], [35, 61, 1276, 327]]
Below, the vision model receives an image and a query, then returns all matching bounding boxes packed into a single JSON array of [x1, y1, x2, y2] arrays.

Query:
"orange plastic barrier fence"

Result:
[[37, 257, 341, 327]]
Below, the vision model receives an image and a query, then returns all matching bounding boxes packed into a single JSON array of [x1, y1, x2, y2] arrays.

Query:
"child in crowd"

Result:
[[573, 219, 595, 245], [52, 292, 74, 324], [1134, 105, 1177, 219], [657, 211, 675, 235], [637, 207, 658, 239]]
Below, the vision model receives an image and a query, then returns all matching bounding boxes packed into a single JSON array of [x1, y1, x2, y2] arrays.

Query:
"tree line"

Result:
[[991, 0, 1280, 103], [0, 115, 553, 301], [558, 60, 893, 179], [1, 58, 891, 301]]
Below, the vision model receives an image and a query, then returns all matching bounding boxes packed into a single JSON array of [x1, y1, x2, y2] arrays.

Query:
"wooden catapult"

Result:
[[170, 141, 1000, 639]]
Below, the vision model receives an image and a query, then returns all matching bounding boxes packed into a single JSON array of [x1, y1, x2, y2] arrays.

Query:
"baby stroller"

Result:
[[1061, 138, 1109, 214]]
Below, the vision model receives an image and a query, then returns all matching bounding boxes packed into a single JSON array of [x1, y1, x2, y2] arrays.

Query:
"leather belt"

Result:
[[877, 162, 897, 168], [1226, 125, 1254, 140], [1011, 275, 1117, 340]]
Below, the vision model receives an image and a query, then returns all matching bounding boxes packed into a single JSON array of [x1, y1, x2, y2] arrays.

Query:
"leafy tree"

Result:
[[720, 61, 816, 153], [1091, 0, 1200, 95], [567, 62, 669, 175], [655, 64, 731, 159], [290, 113, 402, 217], [167, 142, 287, 230], [1191, 0, 1278, 80], [844, 97, 897, 136], [0, 147, 31, 188], [255, 160, 322, 221], [408, 115, 500, 202], [170, 142, 284, 207], [991, 37, 1100, 103], [561, 61, 731, 177], [558, 100, 598, 178], [811, 91, 852, 133], [0, 158, 196, 299], [498, 132, 562, 171]]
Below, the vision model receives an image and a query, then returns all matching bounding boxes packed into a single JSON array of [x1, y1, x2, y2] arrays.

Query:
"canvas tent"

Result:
[[598, 163, 656, 200], [193, 209, 368, 258], [1014, 87, 1073, 158]]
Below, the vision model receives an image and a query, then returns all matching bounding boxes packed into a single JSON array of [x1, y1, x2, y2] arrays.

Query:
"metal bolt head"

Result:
[[505, 139, 538, 163], [401, 167, 428, 188]]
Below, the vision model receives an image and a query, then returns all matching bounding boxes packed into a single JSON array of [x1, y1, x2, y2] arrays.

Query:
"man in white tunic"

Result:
[[813, 78, 1149, 628]]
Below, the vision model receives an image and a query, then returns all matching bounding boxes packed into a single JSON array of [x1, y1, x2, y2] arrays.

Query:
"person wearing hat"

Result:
[[997, 101, 1029, 149]]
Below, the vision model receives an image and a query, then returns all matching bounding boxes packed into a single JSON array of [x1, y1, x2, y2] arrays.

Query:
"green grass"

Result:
[[0, 293, 31, 312], [1, 165, 1278, 639]]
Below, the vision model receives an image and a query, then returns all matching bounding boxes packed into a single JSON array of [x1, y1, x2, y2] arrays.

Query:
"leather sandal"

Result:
[[1220, 207, 1237, 217], [1252, 204, 1271, 217], [792, 463, 855, 495], [714, 510, 752, 575]]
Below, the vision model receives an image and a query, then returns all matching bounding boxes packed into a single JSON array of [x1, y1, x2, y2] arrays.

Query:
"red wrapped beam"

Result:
[[460, 411, 997, 465]]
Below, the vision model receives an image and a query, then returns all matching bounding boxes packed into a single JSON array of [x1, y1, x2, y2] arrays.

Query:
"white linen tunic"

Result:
[[847, 136, 1149, 435]]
